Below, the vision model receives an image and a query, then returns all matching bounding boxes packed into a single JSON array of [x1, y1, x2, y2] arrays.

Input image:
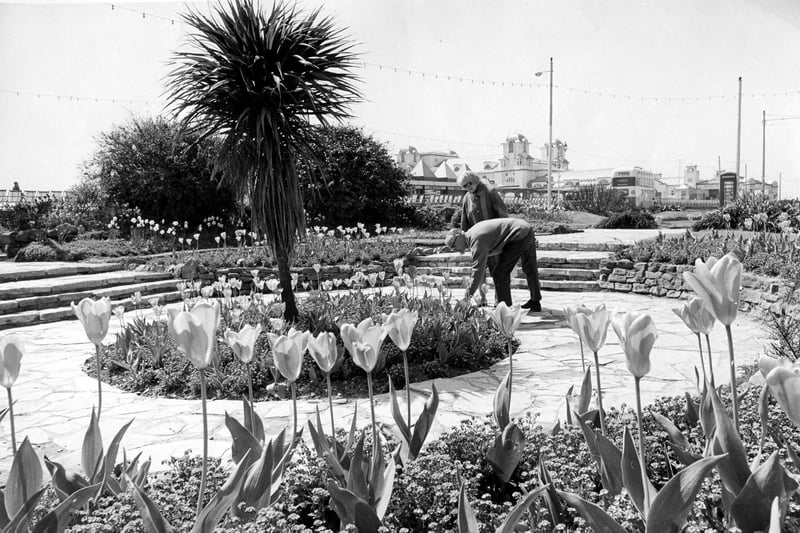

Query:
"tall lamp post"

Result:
[[535, 58, 554, 209]]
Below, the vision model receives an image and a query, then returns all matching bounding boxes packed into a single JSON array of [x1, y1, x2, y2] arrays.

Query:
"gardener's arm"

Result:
[[467, 242, 489, 299]]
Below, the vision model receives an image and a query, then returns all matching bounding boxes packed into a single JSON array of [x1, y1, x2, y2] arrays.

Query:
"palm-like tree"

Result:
[[165, 0, 362, 321]]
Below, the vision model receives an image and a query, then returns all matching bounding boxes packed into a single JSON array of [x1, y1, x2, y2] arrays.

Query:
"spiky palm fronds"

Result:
[[165, 0, 361, 319]]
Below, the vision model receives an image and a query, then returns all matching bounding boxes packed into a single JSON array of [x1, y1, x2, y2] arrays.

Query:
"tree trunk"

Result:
[[276, 249, 299, 323]]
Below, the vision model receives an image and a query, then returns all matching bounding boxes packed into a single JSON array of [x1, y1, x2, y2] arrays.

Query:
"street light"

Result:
[[535, 57, 553, 209]]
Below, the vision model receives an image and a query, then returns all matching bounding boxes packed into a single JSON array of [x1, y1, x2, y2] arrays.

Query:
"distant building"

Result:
[[398, 146, 468, 196], [657, 165, 779, 203]]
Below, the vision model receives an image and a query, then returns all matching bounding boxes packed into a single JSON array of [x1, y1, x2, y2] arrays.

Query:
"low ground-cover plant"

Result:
[[596, 209, 657, 229], [93, 288, 512, 401]]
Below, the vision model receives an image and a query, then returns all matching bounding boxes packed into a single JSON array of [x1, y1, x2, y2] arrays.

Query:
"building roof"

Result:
[[505, 133, 527, 143], [434, 161, 459, 180], [409, 160, 436, 179]]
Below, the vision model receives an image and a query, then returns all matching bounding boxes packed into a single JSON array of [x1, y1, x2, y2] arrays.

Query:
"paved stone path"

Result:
[[0, 284, 766, 478]]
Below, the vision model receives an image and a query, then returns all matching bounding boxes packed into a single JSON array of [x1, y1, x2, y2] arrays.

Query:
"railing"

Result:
[[406, 195, 550, 208], [656, 198, 719, 210], [0, 190, 71, 208]]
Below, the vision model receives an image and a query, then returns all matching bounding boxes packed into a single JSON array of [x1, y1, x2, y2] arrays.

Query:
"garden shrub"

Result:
[[83, 115, 238, 227], [564, 183, 628, 216], [692, 193, 800, 232], [596, 208, 657, 229], [0, 195, 57, 231]]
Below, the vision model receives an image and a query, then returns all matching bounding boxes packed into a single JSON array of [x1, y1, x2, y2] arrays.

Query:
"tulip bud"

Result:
[[765, 366, 800, 427], [308, 332, 338, 373], [682, 253, 742, 326], [383, 308, 418, 351], [224, 324, 262, 364], [272, 335, 303, 383], [71, 297, 112, 346], [166, 301, 220, 369], [488, 302, 524, 339], [0, 334, 25, 388], [351, 341, 378, 373], [672, 296, 715, 335], [572, 304, 611, 353], [612, 312, 658, 378]]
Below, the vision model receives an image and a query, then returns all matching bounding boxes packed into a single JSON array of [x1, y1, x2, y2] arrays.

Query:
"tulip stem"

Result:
[[197, 371, 208, 517], [291, 381, 298, 446], [247, 364, 255, 432], [635, 377, 650, 515], [592, 351, 606, 435], [579, 339, 586, 374], [6, 388, 15, 455], [695, 333, 707, 387], [725, 325, 740, 432], [403, 349, 411, 427], [507, 338, 514, 416], [367, 372, 378, 460], [705, 334, 716, 388], [95, 344, 103, 419], [326, 373, 336, 439]]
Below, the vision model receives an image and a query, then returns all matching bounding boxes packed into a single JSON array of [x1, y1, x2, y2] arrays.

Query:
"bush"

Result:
[[597, 209, 657, 229], [564, 184, 629, 216], [83, 115, 238, 227], [693, 193, 800, 232]]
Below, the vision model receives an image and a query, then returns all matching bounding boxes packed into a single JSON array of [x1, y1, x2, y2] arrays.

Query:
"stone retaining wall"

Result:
[[599, 258, 795, 315]]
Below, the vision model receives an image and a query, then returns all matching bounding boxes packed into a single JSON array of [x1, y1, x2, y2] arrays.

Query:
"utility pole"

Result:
[[735, 77, 742, 196], [779, 172, 782, 199], [718, 155, 721, 174], [547, 57, 553, 210], [762, 110, 766, 196]]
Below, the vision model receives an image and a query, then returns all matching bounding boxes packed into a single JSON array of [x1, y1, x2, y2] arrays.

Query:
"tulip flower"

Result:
[[572, 305, 611, 434], [765, 366, 800, 428], [485, 302, 525, 420], [353, 341, 380, 456], [683, 253, 743, 431], [224, 324, 263, 429], [758, 355, 794, 379], [563, 304, 592, 372], [0, 334, 24, 453], [673, 296, 717, 387], [271, 332, 308, 446], [383, 308, 419, 425], [341, 318, 384, 370], [308, 332, 339, 436], [72, 297, 112, 419], [165, 300, 220, 515], [612, 311, 659, 513]]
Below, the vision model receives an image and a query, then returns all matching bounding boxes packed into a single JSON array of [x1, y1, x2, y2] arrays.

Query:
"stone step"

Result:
[[412, 250, 611, 271], [0, 290, 184, 330], [6, 279, 182, 314], [0, 270, 172, 301], [0, 262, 125, 283], [414, 265, 600, 282]]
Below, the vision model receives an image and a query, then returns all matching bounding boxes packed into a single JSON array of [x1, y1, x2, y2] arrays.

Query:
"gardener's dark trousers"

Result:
[[491, 227, 542, 307]]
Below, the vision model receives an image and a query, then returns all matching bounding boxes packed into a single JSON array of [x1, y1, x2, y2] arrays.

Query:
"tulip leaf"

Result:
[[5, 437, 43, 520], [651, 411, 690, 450], [577, 366, 592, 414], [224, 412, 262, 465], [557, 490, 627, 533], [621, 427, 657, 518], [769, 496, 782, 533], [551, 419, 561, 436], [31, 482, 102, 533], [44, 456, 89, 502], [758, 384, 771, 456], [698, 385, 715, 439], [594, 431, 623, 497], [493, 372, 511, 430], [241, 395, 264, 443], [307, 407, 332, 458], [100, 418, 134, 487], [537, 457, 564, 525], [81, 408, 103, 481], [457, 482, 480, 533], [373, 449, 395, 520], [731, 451, 798, 533], [326, 480, 382, 533], [387, 377, 411, 443], [346, 435, 369, 501], [0, 492, 8, 529], [497, 486, 548, 533], [236, 439, 275, 513], [487, 423, 524, 484], [3, 487, 46, 533], [409, 383, 439, 460], [129, 478, 175, 533], [665, 440, 701, 467], [645, 454, 727, 533], [345, 403, 358, 451], [190, 452, 251, 533], [708, 385, 751, 497], [574, 412, 600, 464], [684, 392, 699, 427], [565, 387, 574, 426]]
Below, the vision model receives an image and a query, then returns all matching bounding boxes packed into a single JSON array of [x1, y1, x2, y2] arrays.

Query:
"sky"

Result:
[[1, 0, 800, 196]]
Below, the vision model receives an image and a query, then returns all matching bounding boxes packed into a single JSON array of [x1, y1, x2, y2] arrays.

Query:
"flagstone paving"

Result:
[[0, 284, 766, 479]]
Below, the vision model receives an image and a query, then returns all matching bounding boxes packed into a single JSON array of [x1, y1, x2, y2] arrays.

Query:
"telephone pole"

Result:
[[735, 77, 742, 195], [762, 110, 766, 195]]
